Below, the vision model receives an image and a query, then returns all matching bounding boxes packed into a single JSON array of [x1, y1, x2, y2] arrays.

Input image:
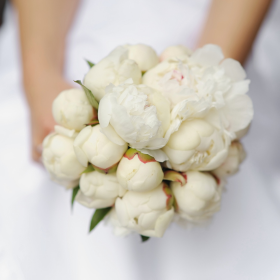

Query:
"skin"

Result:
[[13, 0, 272, 161], [13, 0, 80, 161], [197, 0, 272, 64]]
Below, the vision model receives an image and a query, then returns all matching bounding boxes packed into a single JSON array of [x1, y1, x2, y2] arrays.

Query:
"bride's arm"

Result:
[[13, 0, 80, 161], [197, 0, 272, 64]]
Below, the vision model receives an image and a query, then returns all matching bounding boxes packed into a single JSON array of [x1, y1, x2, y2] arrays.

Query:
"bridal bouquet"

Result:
[[42, 44, 253, 241]]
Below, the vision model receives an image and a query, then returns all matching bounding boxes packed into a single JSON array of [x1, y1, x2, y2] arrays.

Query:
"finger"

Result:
[[32, 144, 42, 162], [32, 148, 40, 162], [30, 116, 55, 162], [32, 128, 44, 162]]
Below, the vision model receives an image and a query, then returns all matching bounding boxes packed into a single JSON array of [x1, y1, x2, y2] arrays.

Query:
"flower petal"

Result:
[[190, 44, 224, 66], [108, 45, 129, 62], [98, 93, 113, 128], [163, 118, 182, 143], [139, 149, 169, 162], [73, 126, 92, 167], [54, 125, 77, 138], [75, 190, 95, 208], [226, 80, 250, 98], [200, 148, 228, 171], [100, 124, 127, 146], [154, 208, 174, 237], [223, 94, 254, 133], [115, 197, 130, 226], [110, 104, 137, 143], [220, 58, 246, 82]]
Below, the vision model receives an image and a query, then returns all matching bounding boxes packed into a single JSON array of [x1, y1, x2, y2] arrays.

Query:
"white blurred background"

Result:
[[0, 0, 280, 279]]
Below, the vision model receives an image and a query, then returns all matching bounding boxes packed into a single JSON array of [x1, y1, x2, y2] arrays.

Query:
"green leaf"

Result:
[[71, 185, 80, 208], [81, 164, 95, 174], [140, 235, 150, 242], [86, 60, 95, 68], [89, 207, 112, 232], [74, 80, 99, 110]]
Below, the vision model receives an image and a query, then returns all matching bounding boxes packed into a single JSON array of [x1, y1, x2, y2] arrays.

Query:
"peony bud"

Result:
[[213, 141, 246, 178], [125, 44, 159, 72], [42, 133, 85, 188], [83, 46, 141, 101], [117, 148, 163, 192], [115, 183, 174, 237], [52, 88, 94, 131], [73, 124, 128, 168], [163, 119, 229, 172], [171, 171, 222, 222], [76, 171, 126, 209], [159, 45, 192, 61]]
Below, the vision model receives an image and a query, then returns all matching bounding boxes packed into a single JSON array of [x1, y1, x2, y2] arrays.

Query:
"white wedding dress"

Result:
[[0, 0, 280, 279]]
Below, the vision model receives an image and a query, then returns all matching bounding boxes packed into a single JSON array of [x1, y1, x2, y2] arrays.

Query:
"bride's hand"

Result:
[[13, 0, 80, 161], [24, 74, 73, 161], [196, 0, 272, 64]]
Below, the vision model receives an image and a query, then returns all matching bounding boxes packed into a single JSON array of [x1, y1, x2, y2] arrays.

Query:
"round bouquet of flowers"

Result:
[[42, 44, 253, 241]]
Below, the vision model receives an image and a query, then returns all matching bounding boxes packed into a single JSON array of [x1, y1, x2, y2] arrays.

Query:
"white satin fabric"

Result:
[[0, 0, 280, 279]]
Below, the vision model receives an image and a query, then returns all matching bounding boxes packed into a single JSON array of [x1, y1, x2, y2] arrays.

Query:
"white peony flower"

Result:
[[125, 44, 159, 72], [73, 124, 127, 169], [115, 183, 174, 237], [83, 46, 142, 101], [42, 133, 85, 188], [171, 171, 222, 222], [213, 141, 246, 178], [116, 148, 163, 192], [143, 44, 253, 139], [52, 88, 94, 131], [159, 45, 192, 61], [76, 171, 126, 209], [106, 208, 131, 237], [163, 119, 230, 172], [98, 79, 171, 153]]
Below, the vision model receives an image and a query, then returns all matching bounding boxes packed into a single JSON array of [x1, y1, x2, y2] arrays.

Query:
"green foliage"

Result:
[[86, 60, 95, 68], [140, 235, 150, 242], [71, 185, 80, 208], [89, 207, 112, 232], [74, 80, 99, 110], [82, 164, 95, 174]]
